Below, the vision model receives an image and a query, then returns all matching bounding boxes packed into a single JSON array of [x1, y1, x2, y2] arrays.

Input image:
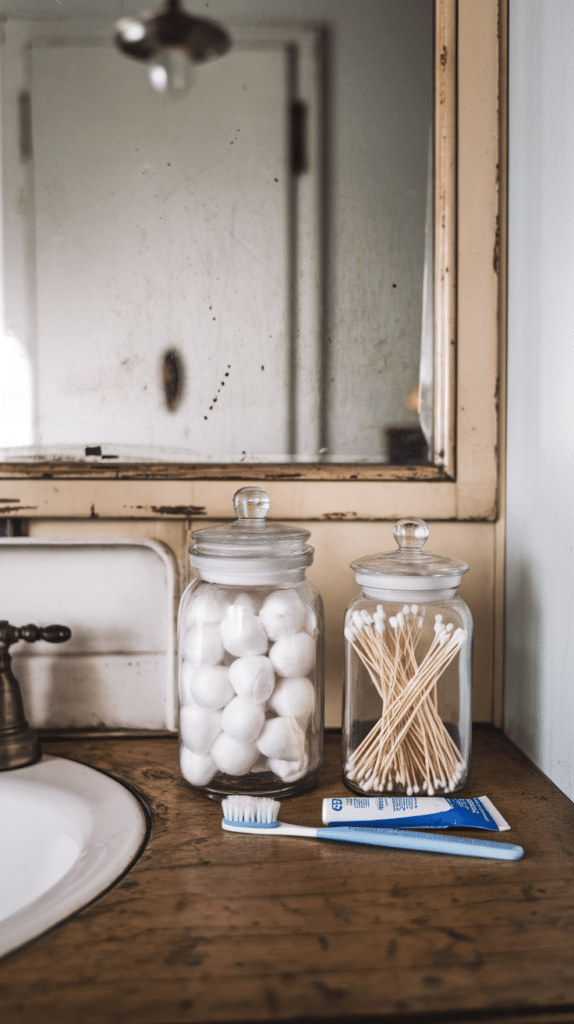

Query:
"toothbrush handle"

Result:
[[315, 826, 524, 860]]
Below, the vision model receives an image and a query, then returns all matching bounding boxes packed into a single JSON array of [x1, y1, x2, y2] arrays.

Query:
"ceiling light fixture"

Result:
[[115, 0, 231, 96]]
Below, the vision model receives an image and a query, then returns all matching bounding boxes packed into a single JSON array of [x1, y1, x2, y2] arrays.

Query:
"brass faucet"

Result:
[[0, 621, 71, 771]]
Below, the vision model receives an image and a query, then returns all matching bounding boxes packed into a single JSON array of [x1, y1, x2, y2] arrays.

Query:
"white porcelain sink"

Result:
[[0, 754, 149, 958]]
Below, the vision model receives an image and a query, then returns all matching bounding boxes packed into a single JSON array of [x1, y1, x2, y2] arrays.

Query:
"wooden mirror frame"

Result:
[[0, 0, 503, 525]]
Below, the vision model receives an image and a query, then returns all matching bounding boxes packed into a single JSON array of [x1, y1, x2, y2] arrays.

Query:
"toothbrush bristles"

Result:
[[222, 794, 280, 824]]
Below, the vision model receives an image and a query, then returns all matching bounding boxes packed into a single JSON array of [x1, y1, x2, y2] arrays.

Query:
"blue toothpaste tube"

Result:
[[322, 795, 510, 831]]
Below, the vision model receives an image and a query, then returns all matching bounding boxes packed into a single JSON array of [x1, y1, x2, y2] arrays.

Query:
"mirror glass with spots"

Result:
[[0, 1, 441, 470]]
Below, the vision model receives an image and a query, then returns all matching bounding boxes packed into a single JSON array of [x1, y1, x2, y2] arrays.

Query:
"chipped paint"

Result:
[[320, 511, 359, 521], [493, 214, 501, 274], [150, 506, 207, 517], [0, 506, 37, 515]]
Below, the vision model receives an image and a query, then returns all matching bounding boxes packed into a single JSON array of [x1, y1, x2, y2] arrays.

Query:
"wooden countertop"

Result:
[[2, 728, 574, 1024]]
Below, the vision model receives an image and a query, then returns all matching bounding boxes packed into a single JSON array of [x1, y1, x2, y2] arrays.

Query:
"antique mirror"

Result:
[[0, 0, 455, 481]]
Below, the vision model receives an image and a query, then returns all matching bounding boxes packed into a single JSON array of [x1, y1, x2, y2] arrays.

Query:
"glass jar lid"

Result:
[[189, 487, 314, 582], [351, 518, 468, 594]]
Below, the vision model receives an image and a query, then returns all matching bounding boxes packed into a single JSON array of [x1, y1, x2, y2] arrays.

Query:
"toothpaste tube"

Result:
[[322, 795, 510, 831]]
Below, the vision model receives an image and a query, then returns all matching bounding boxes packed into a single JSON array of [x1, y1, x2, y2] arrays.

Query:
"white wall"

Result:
[[505, 0, 574, 799]]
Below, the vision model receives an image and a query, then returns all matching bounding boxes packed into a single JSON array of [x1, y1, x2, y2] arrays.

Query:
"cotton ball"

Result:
[[220, 605, 268, 657], [180, 745, 217, 787], [189, 665, 235, 711], [233, 591, 261, 615], [182, 623, 224, 667], [257, 716, 305, 761], [269, 632, 315, 678], [179, 705, 223, 755], [269, 756, 308, 783], [228, 655, 275, 704], [178, 659, 198, 707], [259, 589, 307, 640], [305, 607, 318, 637], [268, 676, 315, 723], [222, 696, 265, 744], [268, 731, 310, 782], [211, 732, 259, 776], [184, 587, 229, 626]]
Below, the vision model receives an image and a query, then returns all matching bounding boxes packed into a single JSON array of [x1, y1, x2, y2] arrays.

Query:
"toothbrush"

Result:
[[221, 795, 524, 861]]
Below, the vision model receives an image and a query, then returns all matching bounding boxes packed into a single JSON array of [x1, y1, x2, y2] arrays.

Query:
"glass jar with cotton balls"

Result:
[[177, 486, 324, 799]]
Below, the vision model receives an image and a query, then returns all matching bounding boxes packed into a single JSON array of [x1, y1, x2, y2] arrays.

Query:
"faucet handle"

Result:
[[0, 621, 72, 648], [0, 621, 72, 770], [17, 624, 72, 645]]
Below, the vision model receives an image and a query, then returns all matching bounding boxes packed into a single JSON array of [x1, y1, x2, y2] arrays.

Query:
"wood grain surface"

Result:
[[1, 729, 574, 1024]]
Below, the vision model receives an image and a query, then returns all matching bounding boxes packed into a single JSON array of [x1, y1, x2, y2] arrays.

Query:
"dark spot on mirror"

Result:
[[162, 348, 184, 412]]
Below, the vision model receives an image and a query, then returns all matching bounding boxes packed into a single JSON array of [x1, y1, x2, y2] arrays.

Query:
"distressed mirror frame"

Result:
[[0, 0, 502, 525]]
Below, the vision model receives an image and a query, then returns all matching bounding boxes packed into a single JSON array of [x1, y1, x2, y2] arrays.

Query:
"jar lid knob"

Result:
[[393, 518, 429, 550], [232, 486, 270, 520]]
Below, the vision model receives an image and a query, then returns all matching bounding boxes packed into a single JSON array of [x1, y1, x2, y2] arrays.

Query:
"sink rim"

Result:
[[0, 753, 151, 959]]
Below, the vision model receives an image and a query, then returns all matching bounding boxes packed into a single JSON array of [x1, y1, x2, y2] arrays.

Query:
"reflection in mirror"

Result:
[[0, 0, 452, 474]]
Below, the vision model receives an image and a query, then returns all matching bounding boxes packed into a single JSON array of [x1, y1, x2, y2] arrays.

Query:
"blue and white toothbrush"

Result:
[[221, 795, 524, 861]]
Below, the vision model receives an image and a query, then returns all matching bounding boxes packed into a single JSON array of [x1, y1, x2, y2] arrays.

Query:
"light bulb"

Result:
[[115, 18, 147, 44], [149, 48, 194, 96]]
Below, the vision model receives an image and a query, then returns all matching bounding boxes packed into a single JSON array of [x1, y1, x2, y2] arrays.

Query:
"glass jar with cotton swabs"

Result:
[[342, 519, 473, 797]]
